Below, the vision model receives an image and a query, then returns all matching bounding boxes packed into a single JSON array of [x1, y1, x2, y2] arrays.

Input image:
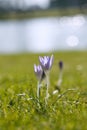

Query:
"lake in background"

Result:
[[0, 14, 87, 53]]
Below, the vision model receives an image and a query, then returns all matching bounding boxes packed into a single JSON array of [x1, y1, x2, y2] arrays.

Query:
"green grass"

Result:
[[0, 8, 87, 19], [0, 51, 87, 130]]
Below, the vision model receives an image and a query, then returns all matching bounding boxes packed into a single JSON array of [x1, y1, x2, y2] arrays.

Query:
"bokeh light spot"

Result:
[[72, 15, 86, 27], [66, 35, 79, 47]]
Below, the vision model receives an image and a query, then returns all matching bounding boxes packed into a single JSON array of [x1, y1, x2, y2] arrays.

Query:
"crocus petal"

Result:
[[34, 64, 43, 80], [34, 64, 37, 72], [49, 54, 54, 68], [45, 57, 50, 70], [39, 56, 46, 69], [39, 56, 44, 65], [39, 55, 54, 71]]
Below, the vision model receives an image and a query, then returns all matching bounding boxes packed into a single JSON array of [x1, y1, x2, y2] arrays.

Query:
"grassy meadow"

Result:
[[0, 51, 87, 130], [0, 8, 87, 20]]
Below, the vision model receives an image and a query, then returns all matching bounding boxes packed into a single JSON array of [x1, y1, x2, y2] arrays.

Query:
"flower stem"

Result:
[[46, 73, 50, 100], [57, 70, 63, 89], [37, 81, 40, 99]]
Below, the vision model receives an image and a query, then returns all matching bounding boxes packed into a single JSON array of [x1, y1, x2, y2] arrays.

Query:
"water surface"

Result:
[[0, 15, 87, 53]]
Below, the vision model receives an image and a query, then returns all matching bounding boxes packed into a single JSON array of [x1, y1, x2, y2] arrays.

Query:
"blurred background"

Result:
[[0, 0, 87, 53]]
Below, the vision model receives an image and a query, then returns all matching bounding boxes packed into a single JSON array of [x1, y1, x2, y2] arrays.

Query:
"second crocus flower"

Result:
[[34, 64, 45, 98]]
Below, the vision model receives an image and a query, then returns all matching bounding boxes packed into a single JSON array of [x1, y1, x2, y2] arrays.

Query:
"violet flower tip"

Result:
[[59, 61, 63, 69]]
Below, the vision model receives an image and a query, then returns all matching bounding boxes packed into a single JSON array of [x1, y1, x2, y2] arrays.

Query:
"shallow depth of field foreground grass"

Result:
[[0, 51, 87, 130]]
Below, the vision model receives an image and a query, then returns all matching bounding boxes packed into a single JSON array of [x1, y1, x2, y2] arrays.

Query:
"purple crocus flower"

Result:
[[34, 64, 44, 98], [39, 54, 54, 103], [34, 64, 43, 81], [39, 55, 54, 71]]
